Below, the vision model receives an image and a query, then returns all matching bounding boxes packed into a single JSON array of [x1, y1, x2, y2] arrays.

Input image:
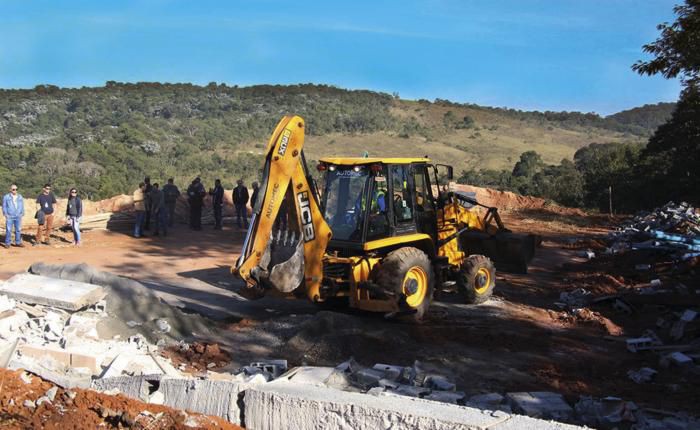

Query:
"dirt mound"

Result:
[[161, 342, 231, 373], [0, 368, 241, 429], [453, 184, 587, 216], [28, 262, 213, 343]]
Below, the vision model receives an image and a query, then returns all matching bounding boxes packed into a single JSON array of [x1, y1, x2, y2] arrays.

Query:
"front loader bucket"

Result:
[[460, 230, 538, 274]]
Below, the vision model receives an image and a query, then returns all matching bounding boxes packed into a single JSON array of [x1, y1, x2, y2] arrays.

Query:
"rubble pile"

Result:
[[608, 201, 700, 260]]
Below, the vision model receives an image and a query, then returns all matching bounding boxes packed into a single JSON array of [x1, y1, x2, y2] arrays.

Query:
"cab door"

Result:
[[412, 163, 437, 240]]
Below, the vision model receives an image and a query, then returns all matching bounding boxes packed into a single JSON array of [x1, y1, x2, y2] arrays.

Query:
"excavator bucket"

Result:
[[460, 230, 537, 274], [248, 189, 306, 293], [452, 191, 538, 274]]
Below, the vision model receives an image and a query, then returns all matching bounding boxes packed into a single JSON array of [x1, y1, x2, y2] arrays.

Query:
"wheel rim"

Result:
[[403, 266, 428, 308], [474, 267, 491, 295]]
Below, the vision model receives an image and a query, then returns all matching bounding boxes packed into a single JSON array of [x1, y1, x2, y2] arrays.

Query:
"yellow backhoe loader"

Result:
[[234, 115, 536, 320]]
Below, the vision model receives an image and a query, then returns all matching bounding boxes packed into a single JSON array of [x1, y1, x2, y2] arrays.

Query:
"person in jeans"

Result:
[[150, 183, 167, 236], [35, 183, 57, 245], [2, 184, 25, 248], [66, 188, 82, 246], [133, 182, 146, 238], [162, 178, 180, 227], [209, 179, 224, 230], [232, 179, 249, 229]]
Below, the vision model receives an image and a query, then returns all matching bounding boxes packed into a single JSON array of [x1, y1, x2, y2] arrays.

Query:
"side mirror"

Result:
[[435, 164, 454, 180]]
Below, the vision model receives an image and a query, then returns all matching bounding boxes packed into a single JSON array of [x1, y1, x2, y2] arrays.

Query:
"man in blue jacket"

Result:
[[2, 184, 25, 248]]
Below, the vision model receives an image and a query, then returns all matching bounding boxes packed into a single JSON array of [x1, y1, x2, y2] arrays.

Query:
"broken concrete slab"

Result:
[[0, 338, 19, 367], [245, 382, 584, 430], [0, 309, 29, 335], [506, 392, 574, 421], [0, 274, 106, 311], [277, 366, 335, 387], [156, 377, 249, 425], [18, 344, 101, 374], [91, 375, 162, 402], [101, 353, 171, 378], [10, 357, 92, 389]]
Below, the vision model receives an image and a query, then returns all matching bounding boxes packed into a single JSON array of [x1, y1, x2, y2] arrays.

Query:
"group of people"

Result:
[[133, 176, 260, 237], [2, 183, 83, 248], [132, 177, 180, 238], [1, 177, 264, 247]]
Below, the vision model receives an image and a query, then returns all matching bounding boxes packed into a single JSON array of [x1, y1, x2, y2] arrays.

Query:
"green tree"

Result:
[[512, 151, 544, 178], [632, 0, 700, 206]]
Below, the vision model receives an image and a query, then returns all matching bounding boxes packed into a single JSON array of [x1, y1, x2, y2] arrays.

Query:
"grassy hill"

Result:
[[0, 83, 669, 199]]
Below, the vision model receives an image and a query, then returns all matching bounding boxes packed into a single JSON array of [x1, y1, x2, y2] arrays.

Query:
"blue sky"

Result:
[[0, 0, 682, 115]]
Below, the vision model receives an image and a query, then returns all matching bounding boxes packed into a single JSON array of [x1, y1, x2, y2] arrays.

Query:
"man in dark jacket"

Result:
[[232, 179, 249, 229], [143, 176, 153, 230], [162, 178, 180, 227], [187, 177, 206, 230], [150, 183, 167, 236], [209, 179, 224, 230], [250, 182, 260, 209]]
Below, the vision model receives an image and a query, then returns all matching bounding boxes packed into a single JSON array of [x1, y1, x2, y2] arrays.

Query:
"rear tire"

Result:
[[373, 247, 433, 322], [457, 255, 495, 304]]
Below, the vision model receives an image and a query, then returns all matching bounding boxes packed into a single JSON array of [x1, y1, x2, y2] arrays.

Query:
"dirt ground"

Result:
[[0, 211, 697, 416], [0, 368, 242, 429]]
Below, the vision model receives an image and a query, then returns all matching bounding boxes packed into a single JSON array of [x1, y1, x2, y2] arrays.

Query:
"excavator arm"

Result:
[[234, 116, 332, 301]]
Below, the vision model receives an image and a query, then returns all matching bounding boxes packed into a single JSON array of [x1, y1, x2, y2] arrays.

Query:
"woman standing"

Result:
[[66, 188, 82, 246]]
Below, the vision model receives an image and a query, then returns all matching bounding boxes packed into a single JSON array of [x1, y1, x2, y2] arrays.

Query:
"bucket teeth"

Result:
[[275, 229, 282, 244], [283, 230, 289, 246]]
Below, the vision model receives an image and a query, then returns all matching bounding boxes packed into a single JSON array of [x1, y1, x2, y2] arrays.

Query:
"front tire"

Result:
[[373, 247, 433, 321], [457, 255, 495, 304]]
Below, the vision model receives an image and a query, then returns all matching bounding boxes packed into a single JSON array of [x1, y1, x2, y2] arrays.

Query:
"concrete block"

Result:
[[468, 392, 505, 407], [424, 391, 466, 404], [425, 374, 456, 391], [372, 363, 404, 380], [353, 368, 385, 387], [0, 274, 106, 311], [668, 352, 693, 367], [244, 382, 584, 430], [506, 392, 573, 421], [626, 337, 654, 352]]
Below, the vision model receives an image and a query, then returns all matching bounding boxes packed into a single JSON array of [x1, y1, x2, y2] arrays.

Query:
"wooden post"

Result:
[[608, 185, 613, 215]]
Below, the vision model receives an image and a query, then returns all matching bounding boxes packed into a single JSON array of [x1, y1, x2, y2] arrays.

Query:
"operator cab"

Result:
[[317, 158, 446, 255]]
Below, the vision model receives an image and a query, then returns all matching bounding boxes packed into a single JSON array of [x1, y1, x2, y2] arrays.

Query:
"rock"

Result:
[[45, 386, 59, 401], [155, 319, 171, 333], [23, 399, 36, 409], [36, 396, 51, 406]]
